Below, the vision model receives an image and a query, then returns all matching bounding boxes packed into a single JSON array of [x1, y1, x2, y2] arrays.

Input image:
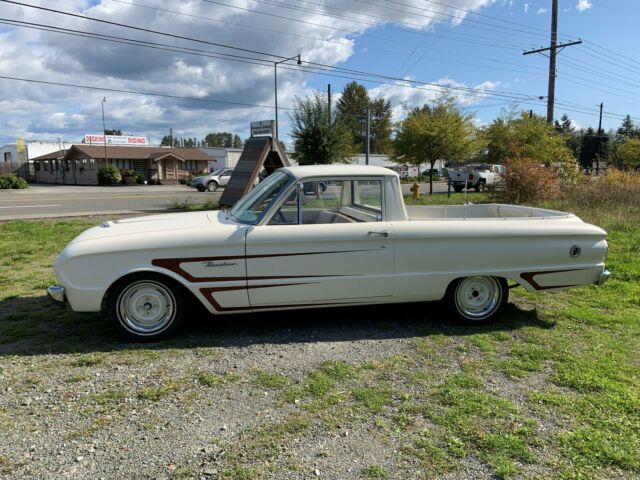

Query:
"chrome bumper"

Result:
[[597, 269, 611, 285], [47, 285, 66, 303]]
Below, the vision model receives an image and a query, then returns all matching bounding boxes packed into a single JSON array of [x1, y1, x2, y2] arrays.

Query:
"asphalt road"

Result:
[[0, 181, 449, 220], [0, 184, 221, 220]]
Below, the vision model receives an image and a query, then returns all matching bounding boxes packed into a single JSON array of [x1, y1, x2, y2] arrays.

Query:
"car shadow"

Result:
[[0, 294, 554, 357]]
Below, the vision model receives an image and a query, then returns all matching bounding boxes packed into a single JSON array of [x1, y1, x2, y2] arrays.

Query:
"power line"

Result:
[[0, 74, 291, 110], [251, 0, 529, 48], [200, 0, 524, 52], [0, 0, 290, 60], [0, 14, 536, 103], [372, 0, 557, 41]]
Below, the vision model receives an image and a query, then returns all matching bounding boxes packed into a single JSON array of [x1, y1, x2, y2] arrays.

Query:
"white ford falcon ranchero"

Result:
[[48, 165, 610, 341]]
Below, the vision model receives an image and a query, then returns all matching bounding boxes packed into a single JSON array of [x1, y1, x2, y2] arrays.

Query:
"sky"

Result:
[[0, 0, 639, 148]]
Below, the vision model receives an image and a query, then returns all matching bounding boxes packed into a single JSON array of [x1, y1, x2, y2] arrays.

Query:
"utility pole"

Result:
[[274, 54, 301, 139], [101, 97, 108, 167], [523, 0, 581, 123], [597, 102, 604, 175], [327, 84, 332, 125], [365, 108, 371, 166], [170, 128, 173, 148]]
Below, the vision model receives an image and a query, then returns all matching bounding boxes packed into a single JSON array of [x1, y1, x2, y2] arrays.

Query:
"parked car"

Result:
[[302, 181, 327, 195], [448, 164, 505, 192], [48, 165, 609, 341], [190, 168, 233, 192]]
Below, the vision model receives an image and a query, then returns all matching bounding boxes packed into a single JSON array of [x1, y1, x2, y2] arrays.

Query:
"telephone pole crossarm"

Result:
[[522, 39, 582, 56]]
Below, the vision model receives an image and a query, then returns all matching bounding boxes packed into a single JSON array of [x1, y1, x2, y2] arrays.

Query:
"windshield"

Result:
[[210, 169, 224, 176], [230, 171, 292, 224]]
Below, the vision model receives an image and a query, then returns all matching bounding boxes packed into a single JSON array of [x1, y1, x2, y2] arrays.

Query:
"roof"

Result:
[[282, 164, 399, 178], [31, 149, 68, 161], [62, 145, 214, 161]]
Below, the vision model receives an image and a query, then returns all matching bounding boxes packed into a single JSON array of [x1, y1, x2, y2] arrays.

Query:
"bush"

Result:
[[134, 173, 145, 184], [97, 165, 122, 185], [491, 157, 561, 204], [0, 174, 28, 189], [567, 170, 640, 210]]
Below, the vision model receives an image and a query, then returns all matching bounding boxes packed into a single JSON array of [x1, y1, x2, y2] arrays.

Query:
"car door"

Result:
[[219, 170, 232, 186], [244, 177, 394, 308]]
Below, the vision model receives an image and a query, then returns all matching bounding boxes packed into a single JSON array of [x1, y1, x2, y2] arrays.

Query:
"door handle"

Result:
[[368, 230, 390, 237]]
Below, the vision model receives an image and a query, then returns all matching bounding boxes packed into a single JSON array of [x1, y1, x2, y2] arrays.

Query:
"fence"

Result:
[[0, 162, 34, 181]]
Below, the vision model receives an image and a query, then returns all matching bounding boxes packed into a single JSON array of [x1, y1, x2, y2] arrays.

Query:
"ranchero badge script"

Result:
[[204, 261, 237, 268]]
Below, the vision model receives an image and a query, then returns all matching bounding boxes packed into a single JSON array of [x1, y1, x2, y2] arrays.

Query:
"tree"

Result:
[[104, 129, 122, 136], [555, 114, 581, 158], [203, 132, 242, 148], [394, 95, 476, 194], [336, 81, 393, 154], [289, 92, 355, 165], [370, 97, 393, 154], [336, 81, 369, 152], [617, 137, 640, 168], [579, 127, 599, 170], [617, 115, 637, 140], [160, 135, 172, 146], [481, 110, 578, 183]]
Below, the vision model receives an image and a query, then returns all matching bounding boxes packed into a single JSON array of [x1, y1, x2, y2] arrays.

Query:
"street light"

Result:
[[274, 54, 301, 139], [101, 97, 108, 166]]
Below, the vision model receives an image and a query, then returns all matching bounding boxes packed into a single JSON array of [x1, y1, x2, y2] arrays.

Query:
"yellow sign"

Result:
[[16, 137, 25, 153]]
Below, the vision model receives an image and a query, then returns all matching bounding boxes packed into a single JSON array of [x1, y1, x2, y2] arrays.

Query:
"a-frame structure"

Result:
[[218, 136, 290, 208]]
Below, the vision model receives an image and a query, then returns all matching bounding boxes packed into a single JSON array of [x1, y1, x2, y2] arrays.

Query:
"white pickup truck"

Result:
[[448, 164, 505, 192], [48, 165, 609, 341]]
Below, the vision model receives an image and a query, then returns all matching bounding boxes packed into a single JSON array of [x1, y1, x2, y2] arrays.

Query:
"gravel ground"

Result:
[[0, 300, 577, 479]]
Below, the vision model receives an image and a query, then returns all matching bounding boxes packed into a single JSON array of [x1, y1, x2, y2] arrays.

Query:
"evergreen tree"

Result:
[[336, 81, 393, 155], [617, 115, 636, 139]]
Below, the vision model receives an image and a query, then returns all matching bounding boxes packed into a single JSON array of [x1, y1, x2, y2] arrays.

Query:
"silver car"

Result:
[[191, 168, 233, 192]]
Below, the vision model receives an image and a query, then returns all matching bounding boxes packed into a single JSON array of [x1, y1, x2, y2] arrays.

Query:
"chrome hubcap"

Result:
[[455, 276, 501, 320], [117, 281, 175, 334]]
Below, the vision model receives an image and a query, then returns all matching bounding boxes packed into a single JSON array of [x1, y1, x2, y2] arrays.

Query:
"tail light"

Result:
[[469, 174, 474, 180]]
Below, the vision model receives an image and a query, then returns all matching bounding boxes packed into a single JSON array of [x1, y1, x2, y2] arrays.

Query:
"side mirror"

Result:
[[296, 182, 304, 195]]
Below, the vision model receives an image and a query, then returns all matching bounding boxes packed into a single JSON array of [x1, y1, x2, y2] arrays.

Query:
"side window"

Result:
[[268, 190, 298, 225], [351, 180, 382, 214]]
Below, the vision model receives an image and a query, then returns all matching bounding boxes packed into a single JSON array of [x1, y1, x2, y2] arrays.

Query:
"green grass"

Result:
[[0, 194, 639, 479]]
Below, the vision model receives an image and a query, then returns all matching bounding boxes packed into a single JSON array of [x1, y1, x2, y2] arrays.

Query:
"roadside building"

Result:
[[32, 145, 215, 185], [200, 147, 244, 170], [350, 153, 445, 177]]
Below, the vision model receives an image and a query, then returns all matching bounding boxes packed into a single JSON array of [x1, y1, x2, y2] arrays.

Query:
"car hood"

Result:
[[69, 210, 230, 244]]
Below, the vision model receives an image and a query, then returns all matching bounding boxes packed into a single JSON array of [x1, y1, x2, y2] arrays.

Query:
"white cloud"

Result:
[[368, 77, 500, 122], [524, 3, 530, 13], [576, 0, 593, 12], [536, 8, 548, 15], [0, 0, 504, 143]]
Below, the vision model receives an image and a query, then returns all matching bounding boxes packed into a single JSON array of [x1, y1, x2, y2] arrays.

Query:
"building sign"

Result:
[[250, 120, 274, 137], [84, 134, 149, 145]]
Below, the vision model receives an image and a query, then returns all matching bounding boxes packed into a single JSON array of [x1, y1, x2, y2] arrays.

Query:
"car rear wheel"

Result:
[[207, 181, 218, 192], [107, 274, 185, 341], [196, 185, 205, 192], [445, 276, 508, 324]]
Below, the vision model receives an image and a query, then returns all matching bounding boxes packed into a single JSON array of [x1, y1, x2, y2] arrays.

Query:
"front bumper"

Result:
[[47, 285, 66, 304], [597, 269, 611, 285]]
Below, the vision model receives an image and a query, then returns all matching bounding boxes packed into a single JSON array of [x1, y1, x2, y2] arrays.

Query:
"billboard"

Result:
[[84, 134, 149, 146]]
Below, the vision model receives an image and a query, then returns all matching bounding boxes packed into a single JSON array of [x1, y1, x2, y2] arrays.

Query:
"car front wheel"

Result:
[[206, 181, 218, 192], [445, 276, 508, 324], [107, 274, 185, 341]]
